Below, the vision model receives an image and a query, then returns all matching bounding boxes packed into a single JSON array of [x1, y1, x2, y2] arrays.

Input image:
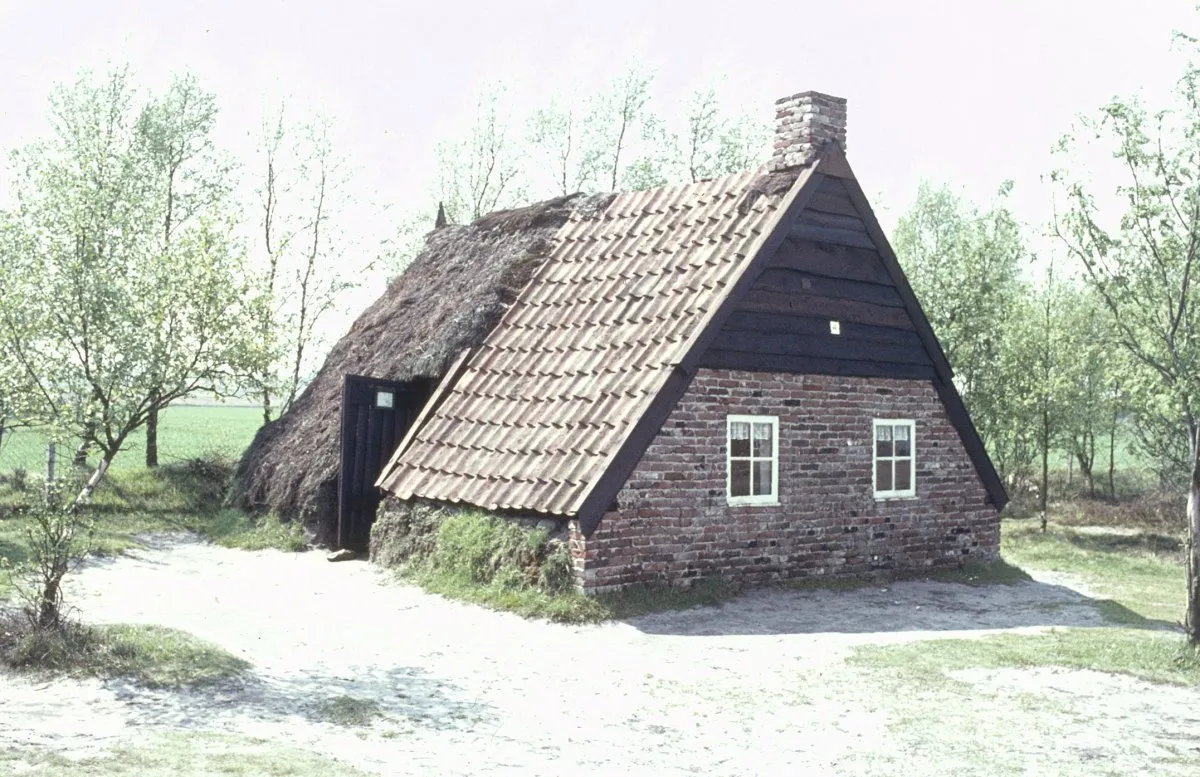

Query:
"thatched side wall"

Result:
[[229, 193, 614, 545]]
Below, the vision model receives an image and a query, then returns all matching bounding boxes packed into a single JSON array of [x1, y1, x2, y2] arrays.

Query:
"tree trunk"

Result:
[[72, 439, 89, 468], [146, 404, 159, 468], [1040, 410, 1050, 533], [1108, 417, 1117, 502], [37, 576, 62, 630], [71, 456, 112, 511], [261, 388, 273, 427], [1067, 452, 1073, 487], [1186, 435, 1200, 645]]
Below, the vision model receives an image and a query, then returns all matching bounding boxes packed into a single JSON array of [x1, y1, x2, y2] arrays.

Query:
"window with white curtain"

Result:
[[873, 419, 916, 498], [727, 415, 779, 505]]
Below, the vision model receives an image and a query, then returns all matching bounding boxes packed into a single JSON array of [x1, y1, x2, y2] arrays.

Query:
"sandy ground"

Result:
[[2, 533, 1200, 776]]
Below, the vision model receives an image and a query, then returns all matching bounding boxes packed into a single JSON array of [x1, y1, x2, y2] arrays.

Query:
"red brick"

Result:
[[572, 370, 1000, 591]]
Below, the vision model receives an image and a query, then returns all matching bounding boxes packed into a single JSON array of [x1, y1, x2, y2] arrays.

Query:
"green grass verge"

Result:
[[1002, 520, 1184, 624], [3, 622, 250, 689], [201, 510, 308, 552], [924, 558, 1034, 586], [849, 627, 1200, 687], [0, 731, 369, 776], [0, 405, 261, 474]]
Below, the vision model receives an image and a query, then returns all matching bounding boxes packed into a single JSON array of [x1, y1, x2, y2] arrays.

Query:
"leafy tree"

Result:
[[1052, 62, 1200, 642], [1056, 286, 1127, 500], [0, 216, 35, 454], [1012, 262, 1074, 527], [2, 67, 260, 493], [891, 181, 1028, 483], [133, 74, 238, 467]]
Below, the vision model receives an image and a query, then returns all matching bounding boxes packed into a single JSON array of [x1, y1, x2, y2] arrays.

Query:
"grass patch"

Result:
[[924, 558, 1034, 586], [0, 731, 369, 776], [410, 565, 608, 623], [1002, 520, 1184, 624], [201, 509, 308, 552], [849, 627, 1200, 687], [2, 619, 250, 688], [595, 577, 742, 618], [310, 695, 386, 727], [784, 576, 874, 593], [0, 405, 261, 474]]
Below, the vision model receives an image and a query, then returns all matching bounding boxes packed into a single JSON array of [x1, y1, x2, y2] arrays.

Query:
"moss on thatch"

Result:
[[228, 193, 615, 545]]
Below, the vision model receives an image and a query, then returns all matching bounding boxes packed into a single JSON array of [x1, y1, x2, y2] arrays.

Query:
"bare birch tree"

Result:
[[246, 106, 357, 422]]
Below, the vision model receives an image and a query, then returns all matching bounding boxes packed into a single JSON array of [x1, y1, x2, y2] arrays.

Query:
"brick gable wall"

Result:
[[569, 369, 999, 592]]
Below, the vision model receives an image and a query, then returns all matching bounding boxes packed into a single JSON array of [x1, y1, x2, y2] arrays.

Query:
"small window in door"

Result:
[[375, 390, 395, 409]]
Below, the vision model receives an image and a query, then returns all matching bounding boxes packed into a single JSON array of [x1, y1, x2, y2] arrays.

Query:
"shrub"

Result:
[[10, 482, 94, 631]]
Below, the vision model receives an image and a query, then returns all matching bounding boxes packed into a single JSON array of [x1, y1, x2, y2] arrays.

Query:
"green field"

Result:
[[0, 405, 262, 474]]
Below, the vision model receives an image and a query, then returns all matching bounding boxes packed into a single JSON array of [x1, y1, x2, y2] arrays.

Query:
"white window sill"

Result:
[[727, 498, 781, 507], [874, 493, 917, 501]]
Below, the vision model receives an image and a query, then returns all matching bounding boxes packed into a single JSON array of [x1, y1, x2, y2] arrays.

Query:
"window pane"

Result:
[[730, 422, 750, 457], [876, 425, 892, 442], [894, 424, 911, 456], [753, 460, 773, 496], [752, 423, 773, 456], [730, 459, 751, 496], [875, 460, 893, 492], [895, 459, 912, 492], [875, 434, 893, 458]]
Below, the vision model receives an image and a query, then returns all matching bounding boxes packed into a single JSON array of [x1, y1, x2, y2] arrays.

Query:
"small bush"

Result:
[[9, 468, 28, 493], [9, 482, 95, 631]]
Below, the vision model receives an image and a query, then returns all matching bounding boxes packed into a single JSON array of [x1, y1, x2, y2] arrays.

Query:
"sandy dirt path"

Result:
[[2, 533, 1199, 776]]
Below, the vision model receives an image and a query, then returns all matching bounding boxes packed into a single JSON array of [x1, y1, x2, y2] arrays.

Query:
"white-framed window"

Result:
[[727, 415, 779, 505], [873, 419, 916, 499]]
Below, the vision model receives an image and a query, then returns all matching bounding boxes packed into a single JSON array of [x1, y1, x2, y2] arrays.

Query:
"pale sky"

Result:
[[1, 0, 1195, 331]]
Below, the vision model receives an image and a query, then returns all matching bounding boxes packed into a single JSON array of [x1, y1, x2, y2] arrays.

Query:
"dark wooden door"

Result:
[[338, 374, 430, 550]]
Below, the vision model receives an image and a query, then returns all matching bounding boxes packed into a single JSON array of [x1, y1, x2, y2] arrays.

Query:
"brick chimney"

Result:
[[769, 91, 847, 172]]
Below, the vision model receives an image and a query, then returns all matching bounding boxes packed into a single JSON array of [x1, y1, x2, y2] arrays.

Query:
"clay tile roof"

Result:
[[377, 167, 812, 519]]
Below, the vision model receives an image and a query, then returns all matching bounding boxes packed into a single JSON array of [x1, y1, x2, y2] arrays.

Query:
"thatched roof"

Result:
[[229, 192, 614, 543]]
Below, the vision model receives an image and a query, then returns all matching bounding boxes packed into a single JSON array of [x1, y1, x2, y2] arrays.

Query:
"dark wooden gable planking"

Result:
[[698, 151, 1008, 510], [702, 176, 936, 380]]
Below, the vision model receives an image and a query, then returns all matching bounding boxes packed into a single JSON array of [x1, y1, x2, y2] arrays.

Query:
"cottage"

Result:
[[373, 90, 1006, 592]]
